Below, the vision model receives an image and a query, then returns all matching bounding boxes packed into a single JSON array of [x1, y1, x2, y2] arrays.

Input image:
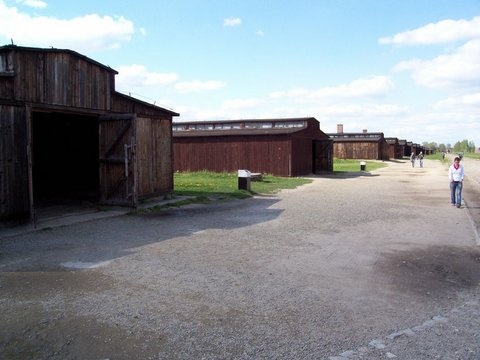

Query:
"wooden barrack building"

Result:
[[327, 125, 389, 160], [385, 137, 403, 159], [173, 117, 333, 177], [0, 45, 179, 226]]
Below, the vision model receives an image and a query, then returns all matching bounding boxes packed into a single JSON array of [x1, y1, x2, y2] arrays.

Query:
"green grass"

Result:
[[159, 160, 388, 209], [464, 152, 480, 160], [157, 154, 476, 210], [172, 160, 387, 203], [425, 152, 449, 164], [425, 152, 480, 163], [173, 171, 312, 200], [333, 159, 388, 173]]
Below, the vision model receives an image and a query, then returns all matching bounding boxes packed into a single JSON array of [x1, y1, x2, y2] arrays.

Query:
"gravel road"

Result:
[[1, 157, 479, 360]]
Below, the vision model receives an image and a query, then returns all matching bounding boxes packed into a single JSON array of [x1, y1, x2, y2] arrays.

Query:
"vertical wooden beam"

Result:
[[26, 105, 36, 228]]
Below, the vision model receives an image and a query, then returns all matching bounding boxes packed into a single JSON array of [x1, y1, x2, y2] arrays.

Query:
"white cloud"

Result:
[[379, 16, 480, 46], [270, 76, 395, 101], [434, 93, 480, 109], [256, 30, 264, 36], [175, 80, 226, 92], [393, 39, 480, 91], [16, 0, 47, 8], [115, 65, 178, 89], [175, 106, 229, 121], [304, 103, 409, 119], [223, 17, 242, 27], [222, 98, 265, 110], [269, 88, 309, 99], [0, 1, 134, 51]]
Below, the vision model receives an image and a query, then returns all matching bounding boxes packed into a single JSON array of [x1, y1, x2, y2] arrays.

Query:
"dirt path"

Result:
[[1, 158, 479, 359]]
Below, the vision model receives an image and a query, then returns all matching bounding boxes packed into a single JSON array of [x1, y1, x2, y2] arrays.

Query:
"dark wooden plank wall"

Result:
[[333, 142, 380, 160], [136, 117, 173, 197], [291, 137, 312, 175], [99, 116, 135, 205], [385, 138, 403, 159], [111, 93, 176, 117], [2, 49, 113, 109], [0, 47, 177, 215], [112, 94, 175, 197], [173, 118, 331, 177], [174, 135, 293, 176], [0, 104, 29, 222], [291, 125, 331, 174], [0, 50, 15, 99]]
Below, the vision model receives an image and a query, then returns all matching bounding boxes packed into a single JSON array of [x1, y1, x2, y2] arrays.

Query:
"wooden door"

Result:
[[0, 104, 32, 226], [98, 114, 137, 207], [313, 140, 333, 173]]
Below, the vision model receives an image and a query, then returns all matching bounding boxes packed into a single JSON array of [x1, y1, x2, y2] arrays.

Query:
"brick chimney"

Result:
[[363, 129, 368, 133], [337, 124, 343, 134]]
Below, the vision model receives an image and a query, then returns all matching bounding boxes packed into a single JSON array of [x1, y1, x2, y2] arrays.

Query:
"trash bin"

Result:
[[360, 161, 366, 171], [238, 170, 251, 191]]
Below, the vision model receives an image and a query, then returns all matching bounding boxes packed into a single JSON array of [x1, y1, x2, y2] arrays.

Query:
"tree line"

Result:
[[421, 139, 477, 153]]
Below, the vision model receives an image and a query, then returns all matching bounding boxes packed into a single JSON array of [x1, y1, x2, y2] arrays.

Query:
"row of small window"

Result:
[[173, 121, 305, 131], [330, 134, 381, 139]]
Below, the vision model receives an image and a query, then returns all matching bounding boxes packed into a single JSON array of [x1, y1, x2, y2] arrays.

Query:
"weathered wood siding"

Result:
[[386, 138, 403, 159], [0, 46, 178, 220], [99, 115, 136, 206], [0, 47, 113, 109], [0, 104, 29, 223], [398, 140, 407, 157], [291, 137, 312, 175], [136, 117, 173, 197], [111, 93, 174, 117], [333, 141, 389, 160], [173, 117, 331, 177], [174, 135, 293, 176], [112, 93, 175, 197], [388, 143, 395, 159]]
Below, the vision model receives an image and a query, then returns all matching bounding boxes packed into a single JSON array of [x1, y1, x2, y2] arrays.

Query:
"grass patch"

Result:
[[463, 152, 480, 160], [333, 159, 388, 173], [425, 152, 480, 164], [174, 171, 312, 200], [425, 152, 449, 165], [148, 161, 387, 211]]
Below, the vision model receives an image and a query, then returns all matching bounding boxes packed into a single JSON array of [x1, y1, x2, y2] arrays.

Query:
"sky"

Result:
[[1, 0, 479, 147]]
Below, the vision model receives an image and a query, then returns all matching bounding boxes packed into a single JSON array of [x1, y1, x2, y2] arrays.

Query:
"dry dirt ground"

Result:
[[1, 158, 480, 360]]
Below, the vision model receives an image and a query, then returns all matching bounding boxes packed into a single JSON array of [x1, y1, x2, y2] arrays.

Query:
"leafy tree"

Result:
[[422, 141, 439, 152], [452, 139, 476, 153]]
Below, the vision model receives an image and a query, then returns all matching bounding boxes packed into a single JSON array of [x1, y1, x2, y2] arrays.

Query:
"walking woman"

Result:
[[410, 152, 416, 167], [449, 157, 465, 208]]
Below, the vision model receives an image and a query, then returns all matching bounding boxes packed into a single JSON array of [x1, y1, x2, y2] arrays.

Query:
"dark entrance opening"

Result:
[[32, 111, 99, 205], [313, 140, 333, 173]]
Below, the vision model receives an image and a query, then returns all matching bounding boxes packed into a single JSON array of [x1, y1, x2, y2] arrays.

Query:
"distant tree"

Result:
[[452, 139, 476, 153], [422, 141, 438, 152], [468, 140, 476, 152], [438, 143, 447, 152]]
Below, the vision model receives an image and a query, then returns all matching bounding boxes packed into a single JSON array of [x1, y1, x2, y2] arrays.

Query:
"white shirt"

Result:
[[449, 163, 464, 182]]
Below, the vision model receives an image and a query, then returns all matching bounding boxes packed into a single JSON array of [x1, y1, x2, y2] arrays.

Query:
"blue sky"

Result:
[[1, 0, 479, 146]]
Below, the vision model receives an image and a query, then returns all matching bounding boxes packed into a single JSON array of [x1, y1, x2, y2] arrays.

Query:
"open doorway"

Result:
[[32, 111, 99, 209]]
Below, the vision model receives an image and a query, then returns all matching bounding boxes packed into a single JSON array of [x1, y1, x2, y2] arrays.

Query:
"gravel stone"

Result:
[[1, 157, 479, 359]]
